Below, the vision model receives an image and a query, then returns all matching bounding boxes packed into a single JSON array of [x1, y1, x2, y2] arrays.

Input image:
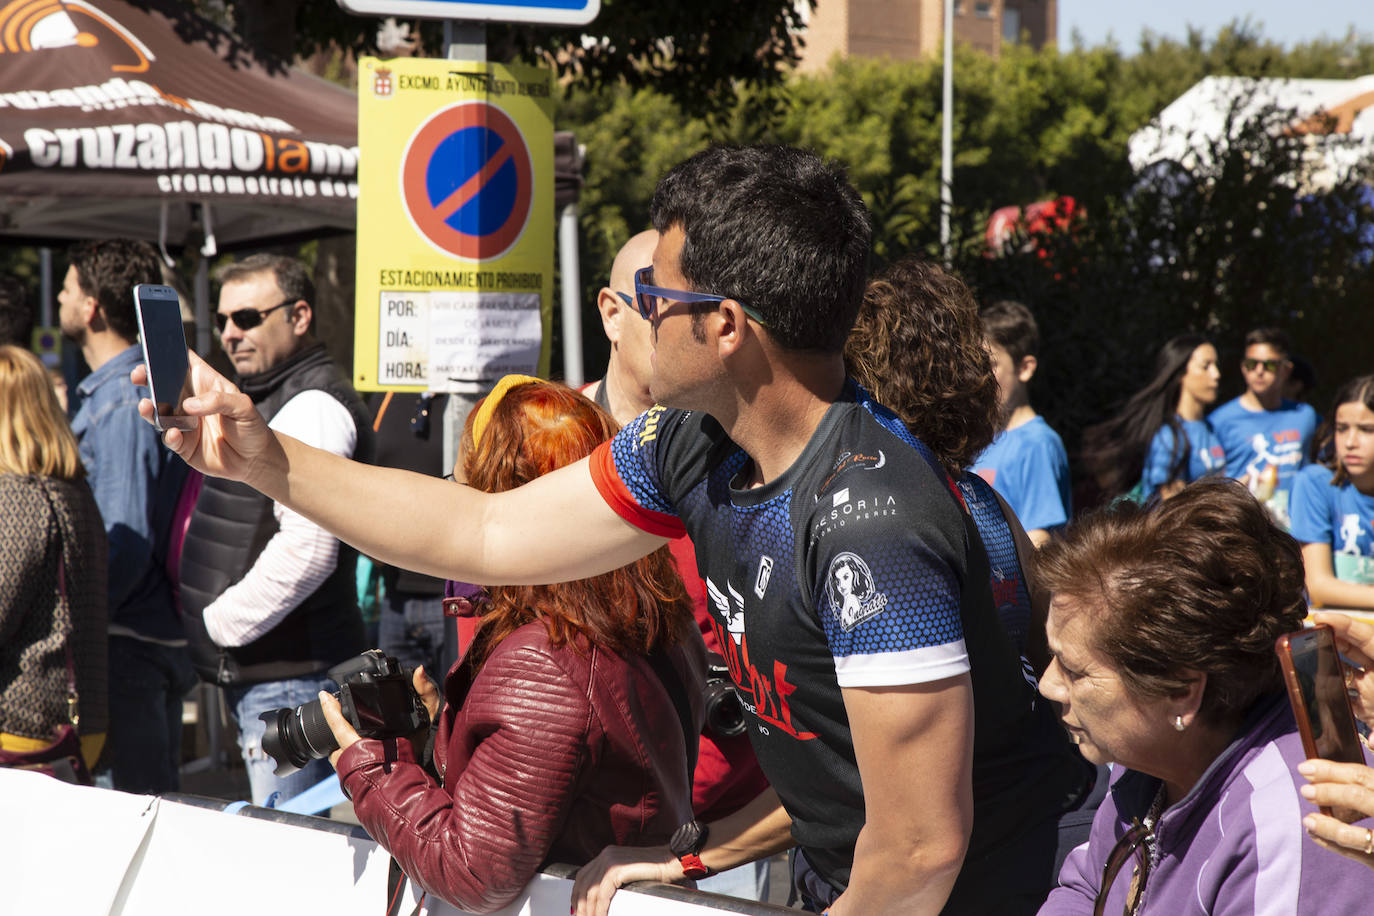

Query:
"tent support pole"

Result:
[[194, 256, 211, 356], [39, 247, 53, 328]]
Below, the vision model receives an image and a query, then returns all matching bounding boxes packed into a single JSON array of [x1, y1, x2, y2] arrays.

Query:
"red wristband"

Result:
[[678, 852, 712, 880]]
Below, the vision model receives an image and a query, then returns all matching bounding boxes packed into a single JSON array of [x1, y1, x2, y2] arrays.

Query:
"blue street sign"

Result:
[[336, 0, 599, 26]]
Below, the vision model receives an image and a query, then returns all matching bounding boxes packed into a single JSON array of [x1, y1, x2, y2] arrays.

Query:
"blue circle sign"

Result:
[[401, 101, 533, 261]]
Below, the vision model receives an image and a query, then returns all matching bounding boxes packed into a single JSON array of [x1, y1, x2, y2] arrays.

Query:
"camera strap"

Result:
[[646, 648, 698, 787], [385, 856, 424, 916]]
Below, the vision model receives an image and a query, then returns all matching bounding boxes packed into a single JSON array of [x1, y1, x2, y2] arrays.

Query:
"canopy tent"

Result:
[[0, 0, 591, 368], [0, 0, 358, 254], [1128, 74, 1374, 189]]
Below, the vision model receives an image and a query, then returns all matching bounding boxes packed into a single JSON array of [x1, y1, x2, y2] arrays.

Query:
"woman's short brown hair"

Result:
[[0, 345, 83, 480], [1037, 478, 1306, 726]]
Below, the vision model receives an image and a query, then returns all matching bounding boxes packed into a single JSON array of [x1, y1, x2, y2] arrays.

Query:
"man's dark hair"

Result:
[[0, 273, 33, 347], [980, 300, 1039, 363], [216, 253, 315, 309], [1243, 326, 1291, 358], [68, 239, 161, 342], [649, 145, 872, 353]]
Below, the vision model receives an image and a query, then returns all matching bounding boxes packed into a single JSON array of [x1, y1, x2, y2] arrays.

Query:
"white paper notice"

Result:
[[376, 291, 430, 385], [427, 291, 542, 393]]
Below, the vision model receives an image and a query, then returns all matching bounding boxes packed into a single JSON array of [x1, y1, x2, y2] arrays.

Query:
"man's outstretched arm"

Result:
[[135, 354, 667, 585]]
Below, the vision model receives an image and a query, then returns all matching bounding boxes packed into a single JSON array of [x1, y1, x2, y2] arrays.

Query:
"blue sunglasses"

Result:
[[632, 266, 768, 326]]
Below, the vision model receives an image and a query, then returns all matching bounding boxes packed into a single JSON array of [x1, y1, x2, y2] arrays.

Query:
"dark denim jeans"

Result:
[[95, 635, 198, 795]]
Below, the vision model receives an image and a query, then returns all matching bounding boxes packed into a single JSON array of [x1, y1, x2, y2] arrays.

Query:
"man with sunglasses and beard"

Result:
[[178, 254, 372, 806]]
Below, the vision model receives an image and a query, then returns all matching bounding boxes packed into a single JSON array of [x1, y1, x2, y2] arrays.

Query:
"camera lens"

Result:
[[259, 698, 339, 777], [703, 679, 747, 738]]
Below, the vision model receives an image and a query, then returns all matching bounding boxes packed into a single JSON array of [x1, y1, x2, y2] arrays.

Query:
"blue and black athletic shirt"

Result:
[[589, 381, 1079, 894]]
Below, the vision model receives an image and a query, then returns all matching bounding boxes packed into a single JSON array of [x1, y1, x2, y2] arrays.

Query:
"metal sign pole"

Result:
[[443, 19, 485, 61], [439, 19, 487, 672]]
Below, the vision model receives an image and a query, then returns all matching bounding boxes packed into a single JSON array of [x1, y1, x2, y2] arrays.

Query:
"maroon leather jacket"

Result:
[[336, 621, 705, 914]]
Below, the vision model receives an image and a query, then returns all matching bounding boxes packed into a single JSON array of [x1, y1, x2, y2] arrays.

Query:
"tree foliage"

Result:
[[201, 0, 811, 113]]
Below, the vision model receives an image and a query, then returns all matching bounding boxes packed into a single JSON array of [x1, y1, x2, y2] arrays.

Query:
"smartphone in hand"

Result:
[[1276, 623, 1366, 820], [133, 284, 198, 432]]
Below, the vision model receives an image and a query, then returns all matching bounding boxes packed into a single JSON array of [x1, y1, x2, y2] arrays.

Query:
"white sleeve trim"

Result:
[[833, 639, 970, 688], [202, 389, 357, 648]]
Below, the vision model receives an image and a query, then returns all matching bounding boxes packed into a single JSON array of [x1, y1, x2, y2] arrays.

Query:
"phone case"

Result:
[[1276, 624, 1365, 820]]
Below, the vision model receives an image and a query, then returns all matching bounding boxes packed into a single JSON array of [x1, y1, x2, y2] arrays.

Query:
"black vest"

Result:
[[179, 344, 374, 685]]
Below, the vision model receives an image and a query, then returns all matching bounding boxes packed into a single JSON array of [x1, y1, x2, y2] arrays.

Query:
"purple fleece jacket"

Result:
[[1040, 694, 1374, 915]]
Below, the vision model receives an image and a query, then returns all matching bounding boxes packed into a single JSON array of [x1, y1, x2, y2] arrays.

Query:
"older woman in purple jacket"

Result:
[[1035, 479, 1374, 915]]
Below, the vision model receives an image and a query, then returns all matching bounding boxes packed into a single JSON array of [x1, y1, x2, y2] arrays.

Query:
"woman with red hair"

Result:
[[320, 378, 705, 914]]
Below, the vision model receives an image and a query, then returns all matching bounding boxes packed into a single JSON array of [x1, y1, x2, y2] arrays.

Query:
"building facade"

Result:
[[798, 0, 1057, 72]]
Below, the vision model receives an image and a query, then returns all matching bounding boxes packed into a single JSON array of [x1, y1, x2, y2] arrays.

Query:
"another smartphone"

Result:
[[133, 284, 197, 432], [1276, 624, 1366, 820]]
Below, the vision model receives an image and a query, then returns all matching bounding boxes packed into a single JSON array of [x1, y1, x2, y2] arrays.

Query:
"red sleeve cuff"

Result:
[[589, 441, 687, 539]]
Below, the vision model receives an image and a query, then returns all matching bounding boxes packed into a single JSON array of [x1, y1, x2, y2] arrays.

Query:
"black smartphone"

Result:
[[1276, 624, 1366, 820], [133, 284, 198, 432]]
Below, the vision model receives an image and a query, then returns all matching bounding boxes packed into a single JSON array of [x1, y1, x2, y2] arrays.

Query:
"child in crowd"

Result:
[[971, 300, 1071, 546], [1290, 374, 1374, 610], [1208, 327, 1317, 529], [1080, 334, 1226, 504]]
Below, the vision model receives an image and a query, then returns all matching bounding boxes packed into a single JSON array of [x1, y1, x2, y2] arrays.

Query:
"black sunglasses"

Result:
[[215, 299, 294, 333], [1093, 819, 1153, 916]]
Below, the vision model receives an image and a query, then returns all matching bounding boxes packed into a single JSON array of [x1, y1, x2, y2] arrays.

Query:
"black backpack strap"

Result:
[[646, 647, 699, 784]]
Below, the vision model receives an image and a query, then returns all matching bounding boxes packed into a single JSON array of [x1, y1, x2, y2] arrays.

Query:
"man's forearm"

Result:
[[697, 787, 793, 875], [828, 820, 967, 916]]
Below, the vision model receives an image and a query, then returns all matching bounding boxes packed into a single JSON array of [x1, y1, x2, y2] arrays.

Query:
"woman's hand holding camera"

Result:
[[321, 666, 441, 769]]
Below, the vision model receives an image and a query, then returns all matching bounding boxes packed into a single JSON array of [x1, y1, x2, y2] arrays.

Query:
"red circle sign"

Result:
[[400, 101, 534, 261]]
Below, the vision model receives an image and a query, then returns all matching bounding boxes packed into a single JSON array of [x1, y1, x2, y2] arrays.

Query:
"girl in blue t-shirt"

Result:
[[1290, 374, 1374, 610], [1082, 334, 1226, 503]]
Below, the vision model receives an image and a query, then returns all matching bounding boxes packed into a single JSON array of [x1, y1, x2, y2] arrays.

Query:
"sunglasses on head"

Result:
[[1242, 358, 1285, 373], [214, 299, 294, 333]]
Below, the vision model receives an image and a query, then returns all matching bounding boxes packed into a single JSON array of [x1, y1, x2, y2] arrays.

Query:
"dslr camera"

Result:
[[703, 653, 747, 738], [258, 649, 429, 776]]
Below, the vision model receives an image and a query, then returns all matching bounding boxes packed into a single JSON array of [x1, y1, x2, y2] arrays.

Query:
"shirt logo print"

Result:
[[754, 555, 774, 599], [824, 551, 889, 631]]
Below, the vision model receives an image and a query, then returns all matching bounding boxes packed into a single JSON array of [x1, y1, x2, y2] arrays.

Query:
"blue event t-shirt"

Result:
[[1290, 464, 1374, 585], [970, 415, 1071, 533], [1140, 417, 1226, 501], [1207, 397, 1318, 529]]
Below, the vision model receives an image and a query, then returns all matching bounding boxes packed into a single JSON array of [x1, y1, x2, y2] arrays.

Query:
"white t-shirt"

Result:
[[202, 389, 357, 647]]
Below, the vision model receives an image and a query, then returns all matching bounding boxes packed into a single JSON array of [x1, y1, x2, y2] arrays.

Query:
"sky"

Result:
[[1057, 1, 1371, 50]]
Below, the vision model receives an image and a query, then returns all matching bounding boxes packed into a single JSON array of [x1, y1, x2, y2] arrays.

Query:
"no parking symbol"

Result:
[[400, 101, 533, 261]]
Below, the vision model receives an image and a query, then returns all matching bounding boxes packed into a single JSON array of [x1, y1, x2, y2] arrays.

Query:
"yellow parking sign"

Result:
[[353, 57, 553, 392], [31, 326, 61, 368]]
